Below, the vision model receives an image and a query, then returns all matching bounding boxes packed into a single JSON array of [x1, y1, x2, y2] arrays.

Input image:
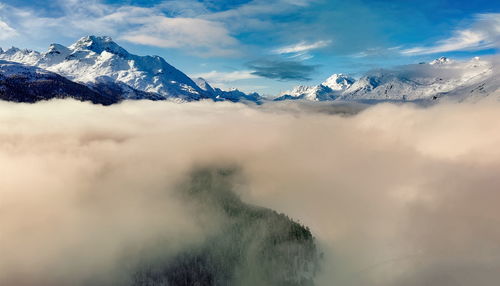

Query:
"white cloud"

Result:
[[0, 0, 241, 57], [351, 46, 402, 58], [271, 40, 330, 61], [273, 40, 331, 54], [0, 20, 17, 40], [401, 13, 500, 55], [192, 70, 258, 83], [287, 52, 314, 61], [3, 99, 500, 285], [0, 0, 318, 58], [120, 17, 239, 57], [204, 0, 315, 33]]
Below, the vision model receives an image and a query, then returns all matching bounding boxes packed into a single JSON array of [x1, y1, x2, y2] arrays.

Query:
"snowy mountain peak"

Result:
[[70, 35, 129, 56], [4, 47, 22, 54], [38, 44, 71, 66], [322, 73, 355, 90], [47, 43, 69, 54], [194, 77, 215, 93], [430, 56, 452, 65], [0, 36, 206, 100], [275, 84, 336, 101], [275, 73, 355, 101], [275, 55, 498, 103], [0, 47, 40, 65], [0, 36, 262, 103]]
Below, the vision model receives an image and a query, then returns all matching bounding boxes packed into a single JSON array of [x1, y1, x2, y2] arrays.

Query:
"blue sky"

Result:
[[0, 0, 498, 95]]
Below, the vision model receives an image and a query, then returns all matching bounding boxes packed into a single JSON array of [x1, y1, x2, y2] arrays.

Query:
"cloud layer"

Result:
[[1, 98, 500, 285]]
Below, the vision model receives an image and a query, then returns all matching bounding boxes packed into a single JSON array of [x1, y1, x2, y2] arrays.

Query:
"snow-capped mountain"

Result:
[[0, 36, 261, 103], [430, 56, 452, 65], [275, 85, 334, 101], [0, 47, 41, 66], [194, 77, 217, 94], [323, 73, 355, 90], [275, 57, 498, 102], [0, 36, 496, 106], [275, 74, 355, 101], [194, 77, 262, 103], [0, 60, 120, 104], [341, 57, 493, 101], [0, 36, 207, 101]]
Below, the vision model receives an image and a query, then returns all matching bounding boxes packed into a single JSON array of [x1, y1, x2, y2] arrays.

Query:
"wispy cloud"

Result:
[[272, 40, 331, 54], [191, 70, 259, 83], [271, 40, 330, 61], [351, 46, 402, 58], [247, 58, 318, 81], [0, 20, 17, 40], [401, 13, 500, 55]]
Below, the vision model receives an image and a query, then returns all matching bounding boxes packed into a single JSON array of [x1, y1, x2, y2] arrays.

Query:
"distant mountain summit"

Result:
[[276, 56, 498, 102], [429, 56, 452, 65], [275, 74, 355, 101], [194, 77, 262, 103], [0, 39, 497, 106], [0, 36, 261, 103], [323, 74, 355, 91], [69, 36, 129, 56]]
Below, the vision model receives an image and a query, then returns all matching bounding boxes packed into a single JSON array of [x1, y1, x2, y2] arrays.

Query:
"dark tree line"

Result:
[[131, 167, 320, 286]]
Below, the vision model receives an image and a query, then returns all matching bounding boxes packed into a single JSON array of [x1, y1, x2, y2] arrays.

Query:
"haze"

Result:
[[1, 98, 500, 285]]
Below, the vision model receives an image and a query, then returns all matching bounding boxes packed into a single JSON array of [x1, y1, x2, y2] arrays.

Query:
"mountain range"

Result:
[[0, 36, 498, 105], [0, 36, 261, 104], [276, 56, 499, 103]]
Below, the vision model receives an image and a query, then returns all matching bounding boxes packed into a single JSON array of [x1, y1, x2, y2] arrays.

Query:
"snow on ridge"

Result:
[[430, 56, 452, 65], [194, 77, 215, 93], [0, 36, 261, 103], [0, 59, 52, 77], [0, 40, 496, 104], [0, 36, 207, 101], [275, 56, 497, 102], [69, 36, 129, 56], [322, 73, 355, 91]]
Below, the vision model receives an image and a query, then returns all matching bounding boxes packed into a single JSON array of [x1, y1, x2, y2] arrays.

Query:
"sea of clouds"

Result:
[[1, 98, 500, 286]]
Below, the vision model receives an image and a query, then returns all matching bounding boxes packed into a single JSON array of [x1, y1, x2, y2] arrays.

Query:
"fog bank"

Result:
[[1, 98, 500, 285]]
